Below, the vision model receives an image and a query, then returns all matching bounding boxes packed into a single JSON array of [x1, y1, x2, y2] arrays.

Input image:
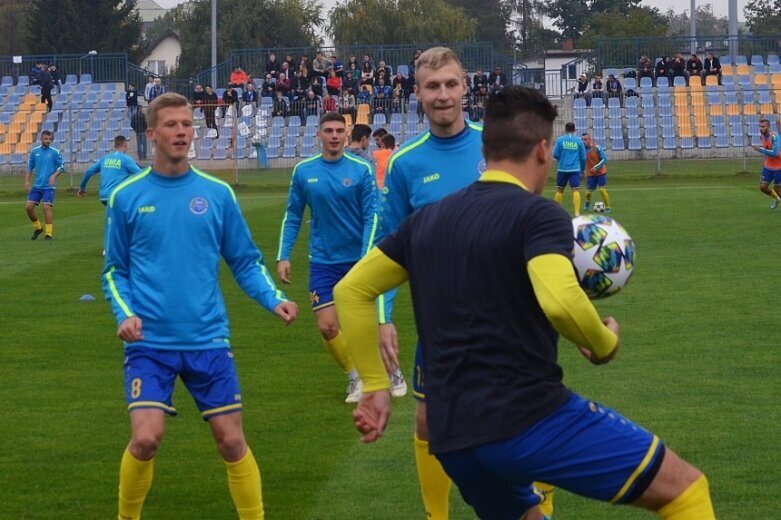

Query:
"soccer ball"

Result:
[[593, 201, 606, 213], [572, 215, 635, 299]]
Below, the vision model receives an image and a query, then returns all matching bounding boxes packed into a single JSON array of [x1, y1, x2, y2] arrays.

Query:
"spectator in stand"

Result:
[[201, 85, 219, 137], [637, 55, 654, 85], [655, 56, 670, 84], [304, 89, 320, 121], [339, 88, 356, 120], [391, 87, 403, 114], [242, 82, 258, 109], [668, 52, 688, 85], [261, 73, 276, 98], [266, 53, 280, 78], [126, 83, 140, 113], [313, 51, 329, 78], [488, 66, 508, 92], [606, 74, 622, 104], [472, 68, 488, 93], [222, 87, 239, 113], [575, 73, 590, 106], [471, 84, 488, 121], [37, 63, 54, 113], [373, 85, 390, 119], [192, 84, 205, 106], [372, 128, 388, 148], [702, 51, 722, 85], [463, 68, 472, 93], [330, 55, 344, 77], [280, 61, 291, 83], [144, 75, 156, 104], [376, 60, 391, 81], [299, 63, 312, 84], [344, 63, 360, 94], [148, 77, 166, 102], [392, 71, 406, 96], [30, 61, 43, 86], [310, 76, 324, 98], [48, 64, 62, 94], [272, 90, 288, 118], [357, 84, 372, 105], [374, 77, 391, 98], [130, 108, 148, 160], [276, 72, 292, 99], [284, 54, 296, 71], [322, 91, 337, 113], [292, 69, 309, 100], [409, 48, 423, 80], [229, 66, 248, 88], [299, 54, 310, 70], [372, 132, 396, 189], [591, 75, 604, 104], [687, 53, 703, 82], [347, 55, 359, 71], [361, 61, 375, 86], [326, 70, 342, 96]]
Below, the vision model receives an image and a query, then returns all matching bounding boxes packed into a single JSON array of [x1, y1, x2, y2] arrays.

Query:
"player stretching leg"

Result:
[[582, 133, 611, 213], [336, 85, 715, 520], [752, 119, 781, 209], [104, 93, 297, 520], [552, 122, 586, 216], [375, 47, 553, 519]]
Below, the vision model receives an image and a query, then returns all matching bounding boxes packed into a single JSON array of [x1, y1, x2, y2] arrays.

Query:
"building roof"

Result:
[[138, 0, 168, 23]]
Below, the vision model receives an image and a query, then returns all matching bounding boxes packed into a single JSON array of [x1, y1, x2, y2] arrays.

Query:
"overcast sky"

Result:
[[153, 0, 746, 22]]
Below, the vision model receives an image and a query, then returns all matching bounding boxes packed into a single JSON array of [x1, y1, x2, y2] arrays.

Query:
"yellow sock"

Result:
[[45, 223, 53, 236], [585, 191, 593, 202], [553, 191, 563, 205], [118, 447, 154, 520], [323, 330, 354, 373], [32, 220, 42, 230], [414, 433, 451, 520], [599, 187, 611, 208], [225, 448, 264, 520], [534, 481, 555, 517], [573, 191, 581, 216], [658, 475, 715, 520]]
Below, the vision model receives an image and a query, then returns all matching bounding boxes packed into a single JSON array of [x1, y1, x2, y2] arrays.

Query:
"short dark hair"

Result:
[[113, 135, 128, 148], [564, 122, 576, 133], [482, 86, 557, 162], [760, 118, 770, 125], [372, 128, 388, 138], [381, 133, 396, 149], [581, 132, 590, 137], [319, 111, 346, 127], [41, 130, 53, 138], [351, 124, 372, 142]]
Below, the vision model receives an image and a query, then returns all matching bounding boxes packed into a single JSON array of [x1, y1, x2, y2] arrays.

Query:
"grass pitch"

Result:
[[0, 158, 778, 518]]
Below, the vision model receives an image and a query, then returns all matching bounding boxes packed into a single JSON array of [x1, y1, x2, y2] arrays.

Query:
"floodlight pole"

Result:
[[690, 0, 696, 55], [728, 0, 738, 60], [211, 0, 217, 88]]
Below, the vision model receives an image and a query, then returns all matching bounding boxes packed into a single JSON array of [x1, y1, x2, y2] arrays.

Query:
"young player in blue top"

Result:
[[335, 85, 715, 520], [552, 122, 587, 216], [376, 47, 553, 520], [25, 130, 64, 240], [103, 93, 298, 520], [276, 112, 406, 403], [78, 135, 142, 204]]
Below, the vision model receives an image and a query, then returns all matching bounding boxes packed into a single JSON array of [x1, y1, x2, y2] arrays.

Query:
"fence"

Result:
[[0, 53, 129, 86]]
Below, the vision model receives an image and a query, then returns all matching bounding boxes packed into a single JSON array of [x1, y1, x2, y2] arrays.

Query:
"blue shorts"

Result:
[[556, 171, 581, 189], [27, 187, 55, 206], [760, 167, 781, 184], [586, 174, 608, 191], [436, 394, 665, 519], [309, 261, 355, 311], [413, 341, 424, 400], [124, 347, 243, 421]]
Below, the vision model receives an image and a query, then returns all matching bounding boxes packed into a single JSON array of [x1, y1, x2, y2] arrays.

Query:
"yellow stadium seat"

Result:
[[674, 94, 688, 107], [721, 64, 734, 76], [0, 143, 11, 154], [705, 75, 720, 86], [726, 104, 741, 116], [29, 111, 45, 123], [743, 103, 757, 115], [761, 102, 774, 114], [356, 104, 370, 125], [679, 126, 694, 138], [9, 121, 24, 133], [343, 113, 353, 127], [709, 104, 724, 116], [22, 94, 38, 106], [755, 74, 768, 85], [691, 94, 705, 107], [15, 142, 31, 154], [20, 132, 35, 144], [736, 64, 750, 76], [689, 83, 704, 92], [771, 74, 781, 86], [0, 123, 4, 134], [6, 133, 19, 144]]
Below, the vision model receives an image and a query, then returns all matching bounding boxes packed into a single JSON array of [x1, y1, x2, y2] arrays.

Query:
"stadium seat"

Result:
[[79, 74, 92, 84], [573, 98, 587, 109], [660, 105, 673, 117], [680, 138, 694, 149], [1, 76, 12, 87], [672, 76, 686, 87], [607, 97, 620, 109], [17, 76, 29, 87], [627, 137, 641, 150], [662, 125, 676, 139], [645, 136, 658, 149], [662, 137, 676, 149], [214, 148, 228, 160], [697, 137, 711, 148], [611, 138, 625, 151]]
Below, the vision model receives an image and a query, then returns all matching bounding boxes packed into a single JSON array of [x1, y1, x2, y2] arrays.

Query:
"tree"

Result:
[[541, 0, 645, 43], [0, 0, 32, 56], [506, 0, 559, 58], [173, 0, 324, 78], [329, 0, 476, 46], [27, 0, 143, 60], [579, 6, 668, 48], [666, 3, 729, 36], [744, 0, 781, 35], [446, 0, 513, 51]]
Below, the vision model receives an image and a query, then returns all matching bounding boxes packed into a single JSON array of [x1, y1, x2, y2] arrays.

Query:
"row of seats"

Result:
[[0, 73, 95, 88]]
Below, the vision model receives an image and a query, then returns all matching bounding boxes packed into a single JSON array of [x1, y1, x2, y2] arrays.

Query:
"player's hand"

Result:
[[353, 390, 391, 443], [752, 145, 760, 151], [378, 323, 399, 371], [277, 260, 292, 284], [577, 316, 620, 365], [48, 174, 57, 187], [117, 316, 144, 343], [24, 179, 31, 192], [77, 189, 86, 198], [274, 300, 298, 326]]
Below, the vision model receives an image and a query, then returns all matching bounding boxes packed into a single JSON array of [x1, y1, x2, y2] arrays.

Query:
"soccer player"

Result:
[[371, 132, 395, 189], [335, 86, 716, 520], [346, 123, 377, 170], [582, 132, 611, 213], [78, 135, 142, 205], [552, 122, 586, 216], [751, 119, 781, 209], [25, 130, 64, 240], [103, 93, 298, 520], [376, 47, 554, 519], [276, 112, 405, 403]]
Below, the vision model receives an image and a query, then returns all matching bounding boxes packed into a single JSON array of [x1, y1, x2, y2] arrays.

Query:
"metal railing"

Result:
[[0, 53, 128, 86]]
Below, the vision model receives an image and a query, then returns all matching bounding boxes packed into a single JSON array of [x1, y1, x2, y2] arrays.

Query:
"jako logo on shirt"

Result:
[[189, 197, 209, 215], [423, 173, 440, 184], [138, 205, 156, 214]]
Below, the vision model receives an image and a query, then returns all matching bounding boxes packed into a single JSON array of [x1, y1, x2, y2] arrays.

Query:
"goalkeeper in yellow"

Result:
[[334, 86, 715, 520]]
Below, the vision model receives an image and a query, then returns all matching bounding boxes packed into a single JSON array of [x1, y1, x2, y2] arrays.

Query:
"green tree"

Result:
[[744, 0, 781, 35], [329, 0, 476, 46], [541, 0, 646, 43], [579, 6, 668, 48], [508, 0, 559, 58], [446, 0, 512, 51], [665, 3, 729, 36], [27, 0, 143, 60], [174, 0, 323, 78], [0, 1, 32, 56]]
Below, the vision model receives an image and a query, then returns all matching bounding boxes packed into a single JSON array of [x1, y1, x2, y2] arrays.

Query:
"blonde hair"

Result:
[[147, 92, 191, 128], [414, 47, 464, 79]]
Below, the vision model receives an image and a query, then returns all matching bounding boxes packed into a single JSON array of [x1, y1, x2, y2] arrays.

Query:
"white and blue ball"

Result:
[[572, 215, 635, 299]]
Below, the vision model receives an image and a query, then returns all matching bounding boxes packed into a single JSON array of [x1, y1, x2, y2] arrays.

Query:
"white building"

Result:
[[518, 46, 594, 99]]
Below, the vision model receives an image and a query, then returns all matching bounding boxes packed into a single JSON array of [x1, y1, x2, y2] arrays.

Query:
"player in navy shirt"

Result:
[[104, 93, 298, 520], [336, 86, 715, 520]]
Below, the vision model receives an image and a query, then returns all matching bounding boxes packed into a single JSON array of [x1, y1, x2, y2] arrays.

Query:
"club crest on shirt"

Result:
[[342, 177, 352, 187], [189, 197, 209, 215], [478, 159, 487, 173]]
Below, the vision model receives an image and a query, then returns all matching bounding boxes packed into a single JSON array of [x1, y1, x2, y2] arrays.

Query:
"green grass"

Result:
[[0, 159, 778, 518]]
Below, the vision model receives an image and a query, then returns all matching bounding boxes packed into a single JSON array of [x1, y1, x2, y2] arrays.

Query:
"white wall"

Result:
[[141, 36, 182, 75]]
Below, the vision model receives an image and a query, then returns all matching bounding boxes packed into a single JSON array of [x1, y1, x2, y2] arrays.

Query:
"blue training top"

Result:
[[277, 151, 378, 265], [553, 133, 586, 173], [28, 145, 64, 189], [80, 151, 142, 201], [377, 122, 484, 321], [102, 167, 287, 351]]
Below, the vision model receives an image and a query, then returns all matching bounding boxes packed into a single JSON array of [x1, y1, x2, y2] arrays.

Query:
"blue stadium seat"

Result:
[[592, 116, 605, 129], [644, 124, 658, 139], [609, 127, 623, 140], [754, 64, 767, 74], [76, 151, 91, 163], [663, 137, 677, 149], [627, 137, 641, 150], [282, 145, 296, 158], [10, 153, 24, 164], [662, 126, 676, 138], [268, 136, 281, 149], [82, 140, 95, 152], [673, 76, 687, 87], [728, 114, 743, 127], [17, 76, 29, 87], [624, 96, 638, 108], [1, 76, 12, 87], [373, 113, 386, 125], [628, 126, 640, 138], [732, 135, 745, 147], [235, 146, 247, 159], [0, 155, 7, 165], [715, 135, 729, 148], [769, 54, 779, 65], [658, 94, 671, 107], [713, 124, 727, 137], [591, 97, 604, 109], [722, 75, 735, 88], [197, 146, 212, 160], [750, 134, 762, 146], [639, 77, 653, 89], [625, 106, 638, 119], [609, 106, 621, 120], [624, 78, 636, 92], [734, 55, 748, 65], [680, 138, 694, 149], [659, 105, 673, 117], [574, 106, 587, 119], [770, 63, 781, 74], [751, 55, 764, 66], [79, 74, 92, 84], [641, 95, 654, 111], [573, 98, 587, 109], [214, 148, 228, 160], [656, 76, 669, 88], [607, 97, 620, 109], [645, 136, 658, 149], [697, 137, 711, 148]]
